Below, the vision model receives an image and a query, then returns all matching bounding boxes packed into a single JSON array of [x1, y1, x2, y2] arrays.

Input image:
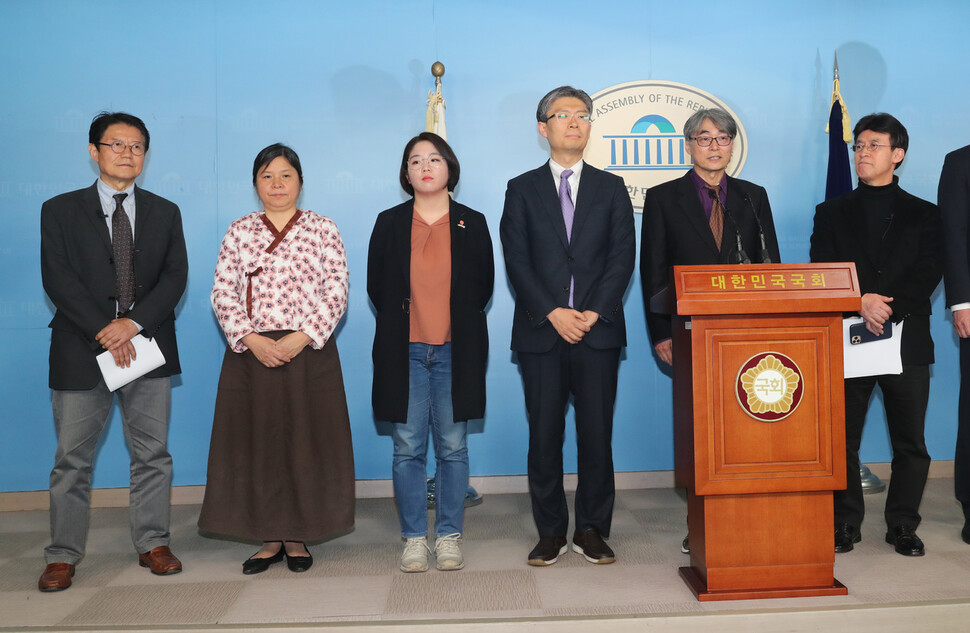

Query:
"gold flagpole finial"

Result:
[[426, 62, 447, 140]]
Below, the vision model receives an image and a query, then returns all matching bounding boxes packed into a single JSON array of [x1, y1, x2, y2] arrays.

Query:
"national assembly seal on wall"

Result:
[[584, 80, 748, 213]]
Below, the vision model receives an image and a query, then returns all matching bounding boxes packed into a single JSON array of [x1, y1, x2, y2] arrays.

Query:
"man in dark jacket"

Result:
[[811, 112, 941, 557], [38, 112, 188, 591], [500, 86, 635, 566], [939, 142, 970, 544]]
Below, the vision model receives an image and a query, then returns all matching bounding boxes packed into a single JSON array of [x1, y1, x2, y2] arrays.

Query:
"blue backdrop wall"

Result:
[[1, 0, 965, 492]]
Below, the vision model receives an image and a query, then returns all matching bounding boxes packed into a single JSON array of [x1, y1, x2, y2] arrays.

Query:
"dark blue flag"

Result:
[[825, 99, 852, 201]]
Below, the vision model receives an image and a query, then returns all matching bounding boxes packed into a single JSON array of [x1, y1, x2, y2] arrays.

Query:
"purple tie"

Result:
[[559, 169, 575, 307], [559, 169, 574, 241]]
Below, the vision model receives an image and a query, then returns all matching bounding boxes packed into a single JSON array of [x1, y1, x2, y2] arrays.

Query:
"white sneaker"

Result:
[[434, 533, 464, 571], [400, 537, 430, 573]]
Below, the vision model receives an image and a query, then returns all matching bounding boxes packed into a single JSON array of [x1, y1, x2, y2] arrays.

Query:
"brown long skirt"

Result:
[[198, 332, 355, 542]]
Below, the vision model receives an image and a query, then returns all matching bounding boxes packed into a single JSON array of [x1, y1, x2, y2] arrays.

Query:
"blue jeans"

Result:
[[391, 343, 468, 538]]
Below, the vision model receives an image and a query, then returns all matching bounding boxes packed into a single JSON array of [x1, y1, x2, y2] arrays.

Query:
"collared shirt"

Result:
[[689, 169, 728, 220], [96, 178, 136, 241], [548, 158, 583, 206]]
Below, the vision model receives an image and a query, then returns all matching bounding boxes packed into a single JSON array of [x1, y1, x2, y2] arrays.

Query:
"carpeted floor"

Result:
[[2, 478, 969, 630]]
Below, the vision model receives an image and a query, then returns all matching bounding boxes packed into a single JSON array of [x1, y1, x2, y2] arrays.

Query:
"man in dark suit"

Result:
[[500, 86, 635, 566], [640, 108, 780, 554], [939, 143, 970, 544], [38, 112, 188, 591], [811, 113, 941, 557], [641, 107, 780, 365]]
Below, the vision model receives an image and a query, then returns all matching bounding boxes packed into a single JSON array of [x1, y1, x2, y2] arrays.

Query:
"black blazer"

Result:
[[367, 199, 494, 423], [810, 179, 942, 365], [40, 182, 188, 390], [940, 144, 970, 307], [640, 172, 781, 344], [500, 162, 636, 353]]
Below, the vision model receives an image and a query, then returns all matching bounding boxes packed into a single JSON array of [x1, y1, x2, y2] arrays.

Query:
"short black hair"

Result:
[[536, 86, 593, 123], [89, 112, 150, 151], [252, 143, 303, 185], [399, 132, 460, 196], [853, 112, 909, 167]]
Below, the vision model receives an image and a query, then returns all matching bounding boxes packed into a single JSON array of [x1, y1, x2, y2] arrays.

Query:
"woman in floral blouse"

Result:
[[368, 132, 494, 573], [199, 143, 354, 574]]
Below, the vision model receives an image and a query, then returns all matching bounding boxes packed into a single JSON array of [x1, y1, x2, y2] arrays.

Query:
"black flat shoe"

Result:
[[242, 545, 284, 575], [285, 543, 313, 572]]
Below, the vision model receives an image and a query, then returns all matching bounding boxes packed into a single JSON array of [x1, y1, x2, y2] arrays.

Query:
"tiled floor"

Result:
[[2, 479, 970, 631]]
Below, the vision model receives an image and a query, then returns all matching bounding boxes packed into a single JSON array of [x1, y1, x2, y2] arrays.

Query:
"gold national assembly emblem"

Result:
[[735, 352, 803, 422]]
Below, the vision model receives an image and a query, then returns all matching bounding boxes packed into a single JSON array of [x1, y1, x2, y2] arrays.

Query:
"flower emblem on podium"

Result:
[[735, 352, 804, 422]]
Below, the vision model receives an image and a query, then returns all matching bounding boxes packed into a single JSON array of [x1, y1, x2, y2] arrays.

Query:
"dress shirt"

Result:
[[96, 178, 135, 241], [688, 169, 727, 219], [549, 158, 583, 207]]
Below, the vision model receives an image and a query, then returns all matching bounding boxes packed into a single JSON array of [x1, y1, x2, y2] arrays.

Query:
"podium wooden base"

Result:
[[678, 567, 847, 601], [682, 490, 845, 601]]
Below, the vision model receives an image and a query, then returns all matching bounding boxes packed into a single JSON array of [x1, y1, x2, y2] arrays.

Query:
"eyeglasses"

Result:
[[546, 112, 591, 124], [98, 141, 146, 156], [690, 135, 733, 147], [407, 155, 445, 170], [851, 141, 892, 153]]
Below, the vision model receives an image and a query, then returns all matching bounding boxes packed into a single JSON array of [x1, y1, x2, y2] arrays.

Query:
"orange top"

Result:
[[409, 212, 452, 343]]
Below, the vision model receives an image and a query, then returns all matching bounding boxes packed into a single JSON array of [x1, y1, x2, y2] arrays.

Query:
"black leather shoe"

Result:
[[285, 542, 313, 572], [681, 535, 690, 554], [885, 525, 925, 556], [572, 528, 615, 564], [528, 536, 568, 566], [242, 544, 284, 575], [834, 523, 861, 553], [962, 521, 970, 545]]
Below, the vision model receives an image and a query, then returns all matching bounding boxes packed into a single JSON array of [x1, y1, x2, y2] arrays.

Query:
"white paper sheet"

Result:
[[842, 316, 903, 379], [96, 334, 166, 391]]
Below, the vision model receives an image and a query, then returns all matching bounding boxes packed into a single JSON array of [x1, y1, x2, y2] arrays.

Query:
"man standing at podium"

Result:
[[641, 107, 781, 366], [939, 142, 970, 545], [811, 113, 941, 557], [640, 107, 781, 554], [501, 86, 635, 566]]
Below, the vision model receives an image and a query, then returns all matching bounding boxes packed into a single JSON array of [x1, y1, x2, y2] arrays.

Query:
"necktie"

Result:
[[112, 193, 135, 316], [706, 184, 723, 251], [559, 169, 575, 307]]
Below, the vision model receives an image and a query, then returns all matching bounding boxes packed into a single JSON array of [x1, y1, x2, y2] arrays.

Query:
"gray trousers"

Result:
[[45, 376, 173, 564]]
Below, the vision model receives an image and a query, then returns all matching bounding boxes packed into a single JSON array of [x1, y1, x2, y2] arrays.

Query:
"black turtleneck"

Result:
[[857, 177, 898, 262]]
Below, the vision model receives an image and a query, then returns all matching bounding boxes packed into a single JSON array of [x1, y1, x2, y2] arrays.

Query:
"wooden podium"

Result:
[[672, 262, 860, 601]]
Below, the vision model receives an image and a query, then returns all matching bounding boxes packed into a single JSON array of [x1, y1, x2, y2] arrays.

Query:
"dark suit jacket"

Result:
[[940, 144, 970, 307], [810, 179, 942, 365], [367, 199, 494, 423], [640, 172, 781, 344], [41, 182, 188, 390], [500, 161, 636, 353]]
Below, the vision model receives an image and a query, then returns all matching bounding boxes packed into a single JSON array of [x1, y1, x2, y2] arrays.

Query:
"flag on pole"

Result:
[[426, 61, 447, 140], [825, 52, 852, 201]]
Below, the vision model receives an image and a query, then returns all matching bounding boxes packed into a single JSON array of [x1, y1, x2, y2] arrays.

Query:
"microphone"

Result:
[[743, 192, 772, 264], [709, 187, 749, 264], [723, 207, 751, 265]]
